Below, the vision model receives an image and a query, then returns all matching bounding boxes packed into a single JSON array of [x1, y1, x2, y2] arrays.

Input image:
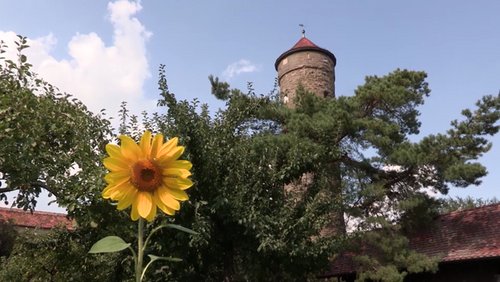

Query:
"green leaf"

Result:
[[88, 236, 130, 254], [148, 254, 182, 262], [165, 224, 198, 235]]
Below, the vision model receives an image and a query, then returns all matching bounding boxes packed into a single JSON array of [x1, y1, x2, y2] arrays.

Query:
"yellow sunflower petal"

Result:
[[102, 179, 131, 199], [145, 204, 157, 222], [163, 160, 193, 170], [106, 144, 123, 158], [131, 203, 140, 221], [154, 193, 176, 215], [150, 133, 164, 159], [104, 172, 130, 186], [119, 135, 143, 161], [103, 157, 129, 171], [136, 191, 153, 219], [139, 131, 152, 158], [116, 186, 138, 210], [157, 147, 185, 165], [168, 188, 189, 201], [104, 170, 130, 184], [157, 186, 180, 210], [162, 168, 191, 178], [163, 177, 193, 190], [107, 182, 135, 200], [157, 137, 178, 158], [102, 185, 120, 199]]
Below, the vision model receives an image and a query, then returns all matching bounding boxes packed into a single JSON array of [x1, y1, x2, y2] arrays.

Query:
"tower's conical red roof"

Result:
[[275, 36, 336, 70], [291, 37, 319, 49]]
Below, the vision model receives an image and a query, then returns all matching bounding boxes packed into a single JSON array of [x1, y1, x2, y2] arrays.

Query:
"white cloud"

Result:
[[0, 0, 154, 119], [222, 59, 259, 79]]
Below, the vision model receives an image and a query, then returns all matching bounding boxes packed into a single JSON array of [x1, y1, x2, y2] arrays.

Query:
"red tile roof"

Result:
[[291, 37, 319, 49], [410, 203, 500, 262], [275, 36, 336, 70], [0, 207, 73, 230], [324, 203, 500, 276]]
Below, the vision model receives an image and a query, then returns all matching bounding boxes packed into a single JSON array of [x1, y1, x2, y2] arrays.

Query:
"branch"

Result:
[[0, 187, 18, 194], [341, 155, 382, 178]]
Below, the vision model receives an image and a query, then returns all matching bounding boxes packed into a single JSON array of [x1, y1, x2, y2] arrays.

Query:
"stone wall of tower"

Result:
[[277, 42, 345, 236], [277, 51, 335, 106]]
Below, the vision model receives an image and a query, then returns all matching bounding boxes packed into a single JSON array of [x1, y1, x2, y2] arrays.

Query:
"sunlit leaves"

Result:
[[0, 36, 112, 212]]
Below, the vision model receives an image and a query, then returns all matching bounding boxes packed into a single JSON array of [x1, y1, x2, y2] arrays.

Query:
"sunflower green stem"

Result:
[[136, 218, 145, 282]]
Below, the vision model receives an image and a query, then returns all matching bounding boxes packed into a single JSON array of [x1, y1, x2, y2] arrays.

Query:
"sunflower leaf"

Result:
[[148, 254, 182, 262], [88, 236, 131, 253], [165, 223, 198, 235]]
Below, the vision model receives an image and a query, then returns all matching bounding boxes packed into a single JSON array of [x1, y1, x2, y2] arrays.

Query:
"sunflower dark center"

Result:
[[141, 168, 155, 182], [131, 160, 162, 192]]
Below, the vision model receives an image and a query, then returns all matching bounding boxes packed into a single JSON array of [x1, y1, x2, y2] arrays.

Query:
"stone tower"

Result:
[[275, 34, 336, 107], [276, 34, 345, 236]]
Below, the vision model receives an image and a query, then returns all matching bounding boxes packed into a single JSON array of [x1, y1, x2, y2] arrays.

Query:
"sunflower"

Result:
[[102, 131, 193, 221]]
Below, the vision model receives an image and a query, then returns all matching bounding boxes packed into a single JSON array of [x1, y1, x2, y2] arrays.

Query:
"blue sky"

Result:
[[1, 0, 499, 211]]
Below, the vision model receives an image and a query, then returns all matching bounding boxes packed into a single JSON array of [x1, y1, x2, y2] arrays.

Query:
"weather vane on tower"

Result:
[[299, 24, 305, 38]]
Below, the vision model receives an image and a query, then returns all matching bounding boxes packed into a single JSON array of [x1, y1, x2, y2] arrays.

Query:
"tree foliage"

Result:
[[0, 36, 134, 281], [0, 36, 112, 212], [0, 228, 130, 281], [0, 218, 16, 258], [439, 196, 498, 214], [1, 37, 499, 281]]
